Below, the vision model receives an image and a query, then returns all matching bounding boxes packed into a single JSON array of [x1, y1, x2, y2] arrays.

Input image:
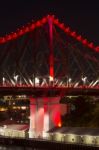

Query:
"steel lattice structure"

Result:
[[0, 15, 99, 96]]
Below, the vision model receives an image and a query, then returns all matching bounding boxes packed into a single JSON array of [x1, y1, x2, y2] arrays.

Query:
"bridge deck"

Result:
[[0, 86, 98, 96]]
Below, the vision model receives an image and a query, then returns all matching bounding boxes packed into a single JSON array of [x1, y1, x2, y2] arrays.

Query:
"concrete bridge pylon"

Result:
[[29, 96, 67, 138]]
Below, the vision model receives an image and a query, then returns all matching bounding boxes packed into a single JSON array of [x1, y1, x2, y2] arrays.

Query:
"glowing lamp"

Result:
[[53, 19, 59, 25], [25, 27, 29, 33], [36, 21, 42, 27], [35, 77, 39, 84], [50, 15, 54, 18], [49, 76, 54, 82], [58, 122, 62, 127], [95, 46, 99, 52], [58, 23, 65, 30], [53, 111, 61, 127], [76, 35, 82, 41], [6, 35, 12, 41], [14, 75, 18, 81], [21, 106, 26, 110], [41, 17, 47, 24], [71, 31, 77, 38], [68, 78, 72, 83], [18, 30, 23, 36], [47, 15, 54, 20], [64, 27, 70, 33], [12, 33, 17, 39], [82, 39, 88, 45], [3, 77, 5, 83], [47, 15, 54, 22], [30, 24, 36, 30], [88, 42, 94, 48], [81, 76, 87, 85], [0, 38, 5, 43]]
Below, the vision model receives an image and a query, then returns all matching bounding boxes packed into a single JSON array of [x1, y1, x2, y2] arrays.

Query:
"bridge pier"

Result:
[[29, 96, 67, 138], [29, 97, 36, 138]]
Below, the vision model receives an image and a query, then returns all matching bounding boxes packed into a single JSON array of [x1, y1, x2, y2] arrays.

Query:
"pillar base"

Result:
[[29, 96, 67, 139], [29, 129, 36, 138], [42, 131, 49, 139]]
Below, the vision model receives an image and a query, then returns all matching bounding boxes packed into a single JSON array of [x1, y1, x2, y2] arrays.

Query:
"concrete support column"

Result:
[[35, 98, 44, 137], [43, 97, 67, 137], [29, 97, 36, 138], [29, 96, 67, 138], [43, 97, 50, 137]]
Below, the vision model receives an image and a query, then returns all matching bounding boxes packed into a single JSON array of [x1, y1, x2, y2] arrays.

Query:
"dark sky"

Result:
[[0, 0, 99, 45]]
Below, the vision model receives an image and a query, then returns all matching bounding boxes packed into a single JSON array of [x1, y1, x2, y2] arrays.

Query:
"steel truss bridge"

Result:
[[0, 15, 99, 96]]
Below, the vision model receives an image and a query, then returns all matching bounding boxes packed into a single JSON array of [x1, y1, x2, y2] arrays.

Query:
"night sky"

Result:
[[0, 0, 99, 45]]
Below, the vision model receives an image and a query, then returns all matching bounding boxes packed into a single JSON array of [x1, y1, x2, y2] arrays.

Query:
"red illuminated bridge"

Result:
[[0, 86, 99, 96], [0, 15, 99, 94], [0, 15, 98, 96], [0, 15, 99, 138]]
